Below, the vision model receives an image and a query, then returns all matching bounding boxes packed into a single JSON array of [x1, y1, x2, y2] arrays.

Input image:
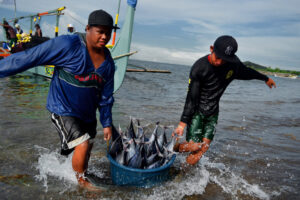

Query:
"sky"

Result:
[[1, 0, 300, 71]]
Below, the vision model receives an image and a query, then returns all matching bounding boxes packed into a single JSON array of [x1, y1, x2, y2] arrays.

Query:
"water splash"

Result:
[[32, 145, 274, 199], [203, 157, 270, 200], [134, 155, 272, 200], [33, 145, 77, 192]]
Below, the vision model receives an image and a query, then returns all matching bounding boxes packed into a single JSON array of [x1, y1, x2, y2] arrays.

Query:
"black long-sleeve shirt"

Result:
[[180, 55, 269, 124]]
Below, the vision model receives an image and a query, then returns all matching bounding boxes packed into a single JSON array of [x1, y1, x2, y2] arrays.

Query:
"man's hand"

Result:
[[173, 122, 187, 137], [103, 126, 112, 141], [266, 78, 276, 88]]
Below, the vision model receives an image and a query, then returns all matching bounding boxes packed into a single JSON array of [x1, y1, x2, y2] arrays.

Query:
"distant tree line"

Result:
[[243, 61, 300, 76]]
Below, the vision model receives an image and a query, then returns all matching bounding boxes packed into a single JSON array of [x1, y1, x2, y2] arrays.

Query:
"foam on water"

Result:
[[33, 145, 77, 192], [202, 156, 271, 200], [121, 154, 273, 200], [32, 144, 275, 199], [140, 155, 210, 200]]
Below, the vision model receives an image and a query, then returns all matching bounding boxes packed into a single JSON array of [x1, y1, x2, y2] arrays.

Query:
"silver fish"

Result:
[[115, 148, 127, 165], [156, 127, 167, 153], [144, 122, 159, 157], [109, 125, 123, 158], [127, 145, 143, 168], [125, 138, 137, 164]]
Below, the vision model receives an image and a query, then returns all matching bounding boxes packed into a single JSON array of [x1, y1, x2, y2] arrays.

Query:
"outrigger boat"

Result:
[[1, 0, 138, 92]]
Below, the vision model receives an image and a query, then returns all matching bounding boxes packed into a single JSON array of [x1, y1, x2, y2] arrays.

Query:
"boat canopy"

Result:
[[127, 0, 137, 8]]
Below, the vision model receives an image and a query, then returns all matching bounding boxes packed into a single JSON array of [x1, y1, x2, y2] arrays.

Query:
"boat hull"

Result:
[[27, 65, 53, 79]]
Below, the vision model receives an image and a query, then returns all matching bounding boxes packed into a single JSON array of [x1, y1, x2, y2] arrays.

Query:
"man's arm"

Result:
[[0, 35, 75, 78], [235, 63, 276, 88], [98, 62, 115, 141], [176, 66, 201, 136]]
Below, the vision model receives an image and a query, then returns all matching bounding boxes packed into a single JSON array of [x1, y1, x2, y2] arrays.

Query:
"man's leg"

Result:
[[72, 140, 100, 190], [72, 141, 90, 175], [177, 113, 204, 152], [51, 114, 99, 189], [186, 113, 218, 165]]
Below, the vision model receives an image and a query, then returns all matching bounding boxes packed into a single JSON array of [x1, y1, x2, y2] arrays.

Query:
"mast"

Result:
[[111, 0, 121, 46], [111, 0, 137, 92], [13, 0, 16, 19]]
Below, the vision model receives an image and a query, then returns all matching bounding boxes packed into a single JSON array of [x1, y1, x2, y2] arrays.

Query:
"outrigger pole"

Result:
[[3, 6, 66, 37]]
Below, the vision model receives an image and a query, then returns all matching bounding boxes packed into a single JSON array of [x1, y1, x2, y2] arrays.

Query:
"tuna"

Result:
[[109, 119, 177, 169]]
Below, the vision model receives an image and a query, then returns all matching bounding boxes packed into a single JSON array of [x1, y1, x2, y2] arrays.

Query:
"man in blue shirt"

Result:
[[0, 10, 117, 189]]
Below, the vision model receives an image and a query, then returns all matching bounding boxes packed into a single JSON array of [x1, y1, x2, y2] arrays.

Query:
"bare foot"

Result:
[[186, 150, 203, 165], [179, 141, 202, 152], [78, 177, 103, 192]]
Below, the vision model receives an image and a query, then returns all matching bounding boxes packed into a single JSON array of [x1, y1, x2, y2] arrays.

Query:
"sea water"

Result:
[[0, 59, 299, 199]]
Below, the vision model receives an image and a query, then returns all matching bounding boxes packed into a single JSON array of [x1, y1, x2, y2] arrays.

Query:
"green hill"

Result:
[[243, 61, 300, 76]]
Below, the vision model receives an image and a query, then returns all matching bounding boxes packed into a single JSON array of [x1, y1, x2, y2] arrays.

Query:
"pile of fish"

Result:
[[109, 120, 177, 169]]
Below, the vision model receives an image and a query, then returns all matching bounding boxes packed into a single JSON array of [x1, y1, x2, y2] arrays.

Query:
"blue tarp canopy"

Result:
[[127, 0, 137, 8]]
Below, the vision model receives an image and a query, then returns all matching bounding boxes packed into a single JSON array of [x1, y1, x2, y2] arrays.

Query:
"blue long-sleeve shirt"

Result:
[[0, 33, 115, 128]]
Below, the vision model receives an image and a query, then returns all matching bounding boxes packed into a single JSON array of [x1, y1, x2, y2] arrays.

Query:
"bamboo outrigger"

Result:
[[2, 6, 66, 37]]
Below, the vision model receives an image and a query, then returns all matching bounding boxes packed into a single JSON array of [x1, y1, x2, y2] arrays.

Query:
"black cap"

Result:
[[88, 9, 119, 29], [213, 35, 239, 63]]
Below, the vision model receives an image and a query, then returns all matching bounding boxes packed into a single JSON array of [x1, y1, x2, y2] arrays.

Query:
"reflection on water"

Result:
[[0, 74, 50, 120], [0, 61, 300, 199]]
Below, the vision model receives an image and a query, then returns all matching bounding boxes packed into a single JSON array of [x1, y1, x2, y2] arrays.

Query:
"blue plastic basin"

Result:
[[107, 154, 176, 188]]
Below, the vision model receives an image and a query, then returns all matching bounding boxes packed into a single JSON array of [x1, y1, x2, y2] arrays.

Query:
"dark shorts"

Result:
[[186, 112, 218, 142], [51, 113, 97, 155]]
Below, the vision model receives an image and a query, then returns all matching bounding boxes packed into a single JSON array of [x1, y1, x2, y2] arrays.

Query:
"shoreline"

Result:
[[259, 70, 299, 79]]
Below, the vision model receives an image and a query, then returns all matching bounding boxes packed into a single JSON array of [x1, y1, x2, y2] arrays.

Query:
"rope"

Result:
[[65, 12, 85, 27]]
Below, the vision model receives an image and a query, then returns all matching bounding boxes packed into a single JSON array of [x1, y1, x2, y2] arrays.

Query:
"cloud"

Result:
[[1, 0, 299, 70], [131, 42, 205, 66], [238, 36, 300, 70]]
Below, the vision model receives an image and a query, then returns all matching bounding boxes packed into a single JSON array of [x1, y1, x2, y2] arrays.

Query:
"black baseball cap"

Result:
[[213, 35, 239, 63], [88, 9, 119, 29]]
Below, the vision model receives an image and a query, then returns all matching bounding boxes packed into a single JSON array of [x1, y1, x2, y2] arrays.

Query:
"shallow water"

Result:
[[0, 59, 299, 199]]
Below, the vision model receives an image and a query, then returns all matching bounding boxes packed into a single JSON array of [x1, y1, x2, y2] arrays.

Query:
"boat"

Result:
[[1, 0, 138, 92], [288, 75, 298, 79], [274, 73, 298, 79]]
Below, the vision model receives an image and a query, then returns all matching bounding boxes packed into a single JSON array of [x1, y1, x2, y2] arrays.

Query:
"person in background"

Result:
[[67, 24, 75, 34], [0, 21, 17, 48], [34, 24, 42, 37], [0, 9, 118, 190], [14, 24, 23, 34], [174, 35, 276, 165]]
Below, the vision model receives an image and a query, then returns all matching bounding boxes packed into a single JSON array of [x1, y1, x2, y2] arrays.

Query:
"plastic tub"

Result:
[[107, 154, 176, 188]]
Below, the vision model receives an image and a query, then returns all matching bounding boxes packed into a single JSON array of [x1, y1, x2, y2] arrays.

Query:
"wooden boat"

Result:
[[1, 0, 138, 92], [274, 73, 298, 79]]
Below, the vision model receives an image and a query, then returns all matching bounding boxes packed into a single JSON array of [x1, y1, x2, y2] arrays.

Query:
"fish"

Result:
[[144, 122, 159, 157], [109, 125, 123, 158], [135, 119, 145, 143], [164, 135, 177, 155], [127, 144, 144, 168], [128, 119, 136, 139], [156, 127, 168, 153], [125, 138, 137, 164], [115, 148, 127, 165], [109, 120, 176, 169], [144, 152, 159, 167], [146, 158, 165, 169]]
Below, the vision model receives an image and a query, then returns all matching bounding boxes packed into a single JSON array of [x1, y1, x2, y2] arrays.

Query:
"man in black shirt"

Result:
[[174, 35, 276, 165]]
